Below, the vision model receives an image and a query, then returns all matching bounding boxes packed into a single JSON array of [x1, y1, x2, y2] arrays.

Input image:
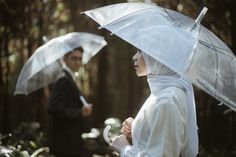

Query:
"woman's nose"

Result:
[[132, 53, 138, 61]]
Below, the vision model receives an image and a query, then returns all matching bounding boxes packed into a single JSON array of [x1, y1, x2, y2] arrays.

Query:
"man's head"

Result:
[[63, 47, 84, 72]]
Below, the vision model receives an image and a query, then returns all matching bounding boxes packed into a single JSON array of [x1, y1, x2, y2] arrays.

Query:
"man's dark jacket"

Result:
[[47, 70, 84, 156]]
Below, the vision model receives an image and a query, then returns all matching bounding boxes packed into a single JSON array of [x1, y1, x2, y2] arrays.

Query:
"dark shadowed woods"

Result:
[[0, 0, 236, 156]]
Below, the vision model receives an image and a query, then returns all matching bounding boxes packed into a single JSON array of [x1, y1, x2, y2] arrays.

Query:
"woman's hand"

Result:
[[121, 117, 134, 139], [110, 134, 130, 153]]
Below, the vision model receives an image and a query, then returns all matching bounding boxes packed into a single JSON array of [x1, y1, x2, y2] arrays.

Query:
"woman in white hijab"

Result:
[[110, 50, 198, 157]]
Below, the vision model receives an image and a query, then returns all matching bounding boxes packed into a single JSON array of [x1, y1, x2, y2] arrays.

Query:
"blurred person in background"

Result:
[[47, 47, 92, 157]]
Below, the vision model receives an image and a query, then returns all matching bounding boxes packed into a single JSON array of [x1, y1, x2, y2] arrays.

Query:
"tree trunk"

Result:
[[93, 0, 110, 125], [2, 26, 10, 133], [96, 34, 109, 125], [0, 31, 4, 132], [230, 0, 236, 54]]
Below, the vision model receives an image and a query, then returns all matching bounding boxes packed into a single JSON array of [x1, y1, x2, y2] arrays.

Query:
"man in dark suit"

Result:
[[47, 47, 92, 157]]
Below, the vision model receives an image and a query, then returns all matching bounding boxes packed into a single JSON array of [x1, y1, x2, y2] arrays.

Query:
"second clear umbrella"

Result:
[[15, 32, 107, 96]]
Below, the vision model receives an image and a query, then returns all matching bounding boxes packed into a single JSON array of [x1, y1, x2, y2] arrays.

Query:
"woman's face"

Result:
[[132, 50, 148, 76]]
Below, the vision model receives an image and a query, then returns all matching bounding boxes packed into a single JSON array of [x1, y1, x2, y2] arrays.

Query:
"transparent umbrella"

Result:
[[83, 3, 236, 111], [15, 32, 107, 96]]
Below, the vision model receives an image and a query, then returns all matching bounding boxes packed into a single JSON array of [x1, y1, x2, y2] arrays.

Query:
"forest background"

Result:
[[0, 0, 236, 156]]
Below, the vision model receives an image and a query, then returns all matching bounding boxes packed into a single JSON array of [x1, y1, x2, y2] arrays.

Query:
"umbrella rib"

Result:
[[196, 78, 236, 111], [205, 33, 220, 96], [110, 20, 137, 35], [163, 8, 175, 21], [213, 43, 219, 96], [199, 40, 234, 58]]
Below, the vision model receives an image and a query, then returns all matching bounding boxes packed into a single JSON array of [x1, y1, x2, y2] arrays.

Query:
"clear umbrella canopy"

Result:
[[15, 32, 107, 95], [83, 3, 236, 111]]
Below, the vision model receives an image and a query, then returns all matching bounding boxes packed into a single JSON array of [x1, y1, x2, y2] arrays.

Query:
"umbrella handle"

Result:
[[80, 96, 90, 107], [103, 125, 112, 144], [195, 7, 208, 24]]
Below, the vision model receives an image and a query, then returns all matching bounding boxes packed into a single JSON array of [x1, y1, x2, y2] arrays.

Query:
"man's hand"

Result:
[[82, 104, 92, 117]]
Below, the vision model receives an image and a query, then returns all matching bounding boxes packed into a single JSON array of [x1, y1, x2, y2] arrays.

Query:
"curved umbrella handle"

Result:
[[103, 125, 112, 144]]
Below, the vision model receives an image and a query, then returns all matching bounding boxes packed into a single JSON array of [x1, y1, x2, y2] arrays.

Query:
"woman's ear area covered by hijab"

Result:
[[141, 51, 178, 77], [132, 50, 148, 77]]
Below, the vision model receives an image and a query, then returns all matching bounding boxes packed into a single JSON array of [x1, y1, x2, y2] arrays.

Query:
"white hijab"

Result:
[[142, 52, 198, 157]]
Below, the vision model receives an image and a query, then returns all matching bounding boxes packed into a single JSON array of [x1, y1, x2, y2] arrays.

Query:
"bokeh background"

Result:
[[0, 0, 236, 156]]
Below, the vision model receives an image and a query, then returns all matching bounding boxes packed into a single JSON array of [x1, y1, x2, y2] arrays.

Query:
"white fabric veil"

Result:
[[142, 52, 199, 157]]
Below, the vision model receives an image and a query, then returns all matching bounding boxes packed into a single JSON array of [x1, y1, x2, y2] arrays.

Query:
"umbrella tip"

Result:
[[195, 7, 208, 24], [42, 36, 49, 43], [98, 26, 104, 30]]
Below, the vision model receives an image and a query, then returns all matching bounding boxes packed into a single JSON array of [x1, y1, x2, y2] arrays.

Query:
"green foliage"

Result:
[[0, 119, 122, 157], [0, 122, 51, 157]]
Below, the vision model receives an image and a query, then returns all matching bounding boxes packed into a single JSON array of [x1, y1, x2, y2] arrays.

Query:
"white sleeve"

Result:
[[120, 145, 139, 157], [121, 101, 185, 157]]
